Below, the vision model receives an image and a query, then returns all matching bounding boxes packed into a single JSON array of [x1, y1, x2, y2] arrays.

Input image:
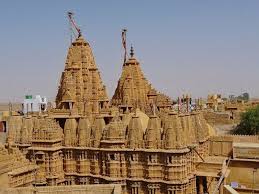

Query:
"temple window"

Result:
[[148, 155, 158, 163], [130, 155, 134, 161], [110, 154, 115, 160], [168, 156, 173, 164], [148, 155, 152, 163], [94, 153, 99, 160]]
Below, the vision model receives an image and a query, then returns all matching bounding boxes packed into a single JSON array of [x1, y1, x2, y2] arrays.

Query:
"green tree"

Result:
[[237, 92, 250, 102], [242, 92, 250, 101], [232, 105, 259, 135]]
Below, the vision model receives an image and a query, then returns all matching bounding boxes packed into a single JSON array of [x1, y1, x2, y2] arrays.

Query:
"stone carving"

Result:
[[5, 32, 259, 194], [111, 46, 172, 113], [56, 36, 109, 115]]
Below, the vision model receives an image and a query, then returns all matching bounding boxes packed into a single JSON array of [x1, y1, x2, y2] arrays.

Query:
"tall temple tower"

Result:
[[56, 35, 109, 115], [111, 46, 172, 113]]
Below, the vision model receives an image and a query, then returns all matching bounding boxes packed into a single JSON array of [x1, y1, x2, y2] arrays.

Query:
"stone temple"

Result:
[[111, 46, 172, 113], [1, 30, 259, 194], [56, 36, 109, 115]]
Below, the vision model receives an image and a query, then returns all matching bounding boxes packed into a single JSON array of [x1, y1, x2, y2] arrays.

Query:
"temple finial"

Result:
[[130, 45, 134, 58], [152, 103, 156, 116]]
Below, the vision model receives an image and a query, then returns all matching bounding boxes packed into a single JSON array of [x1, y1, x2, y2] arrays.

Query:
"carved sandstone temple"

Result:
[[4, 34, 208, 193], [112, 46, 172, 113], [56, 36, 109, 115], [3, 31, 259, 194]]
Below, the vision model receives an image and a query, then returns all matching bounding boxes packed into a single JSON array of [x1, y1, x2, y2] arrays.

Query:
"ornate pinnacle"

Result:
[[130, 45, 134, 58]]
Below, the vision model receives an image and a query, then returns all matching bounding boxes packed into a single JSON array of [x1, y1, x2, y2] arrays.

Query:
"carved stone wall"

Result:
[[209, 135, 259, 157], [0, 144, 37, 188], [6, 111, 213, 194]]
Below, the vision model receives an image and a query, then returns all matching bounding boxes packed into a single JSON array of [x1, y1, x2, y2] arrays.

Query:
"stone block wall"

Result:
[[209, 135, 259, 157]]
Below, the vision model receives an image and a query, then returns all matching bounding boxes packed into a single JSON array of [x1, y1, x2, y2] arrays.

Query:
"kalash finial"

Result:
[[130, 45, 134, 58]]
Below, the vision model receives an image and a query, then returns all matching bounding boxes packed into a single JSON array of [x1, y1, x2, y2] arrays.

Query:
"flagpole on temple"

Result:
[[122, 29, 128, 65]]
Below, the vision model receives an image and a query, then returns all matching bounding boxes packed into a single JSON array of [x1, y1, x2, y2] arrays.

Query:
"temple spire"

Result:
[[111, 35, 173, 112], [55, 33, 108, 115]]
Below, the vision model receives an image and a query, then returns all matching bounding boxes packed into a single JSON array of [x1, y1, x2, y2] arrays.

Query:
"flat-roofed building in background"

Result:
[[22, 95, 47, 114]]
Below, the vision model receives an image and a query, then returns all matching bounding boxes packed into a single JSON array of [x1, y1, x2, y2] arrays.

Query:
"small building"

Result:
[[22, 95, 47, 114]]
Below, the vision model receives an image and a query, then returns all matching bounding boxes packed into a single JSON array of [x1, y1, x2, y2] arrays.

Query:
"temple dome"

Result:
[[92, 116, 105, 147], [105, 116, 125, 140], [127, 115, 144, 148], [78, 117, 91, 147], [145, 115, 162, 149], [64, 118, 77, 146], [32, 117, 63, 142], [162, 112, 186, 150], [130, 108, 149, 132], [120, 108, 149, 132]]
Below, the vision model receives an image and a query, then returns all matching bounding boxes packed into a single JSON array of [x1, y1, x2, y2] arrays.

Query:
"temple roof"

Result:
[[111, 46, 172, 112], [56, 35, 108, 114]]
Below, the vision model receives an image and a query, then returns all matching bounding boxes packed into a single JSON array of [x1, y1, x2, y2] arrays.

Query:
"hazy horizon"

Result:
[[0, 1, 259, 102]]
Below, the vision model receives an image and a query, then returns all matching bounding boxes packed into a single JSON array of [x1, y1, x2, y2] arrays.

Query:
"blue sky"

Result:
[[0, 1, 259, 102]]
